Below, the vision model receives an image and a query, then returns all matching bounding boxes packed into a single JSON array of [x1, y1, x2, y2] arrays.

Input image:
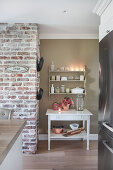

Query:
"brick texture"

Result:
[[0, 23, 40, 154]]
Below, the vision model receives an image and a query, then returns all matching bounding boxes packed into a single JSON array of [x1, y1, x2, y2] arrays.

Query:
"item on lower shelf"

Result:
[[60, 85, 66, 93], [66, 88, 70, 93], [55, 86, 60, 93], [63, 127, 85, 137], [70, 123, 79, 130], [53, 125, 64, 134], [51, 84, 54, 94]]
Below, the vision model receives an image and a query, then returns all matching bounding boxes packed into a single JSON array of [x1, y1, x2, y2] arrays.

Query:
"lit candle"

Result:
[[80, 65, 84, 71], [71, 68, 74, 71], [80, 67, 83, 71], [58, 107, 61, 113], [76, 67, 79, 71]]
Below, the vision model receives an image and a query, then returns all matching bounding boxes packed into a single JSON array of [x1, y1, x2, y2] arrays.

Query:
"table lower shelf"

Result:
[[50, 130, 87, 139]]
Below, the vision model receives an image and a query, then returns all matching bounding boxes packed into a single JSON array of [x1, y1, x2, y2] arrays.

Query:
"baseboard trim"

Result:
[[39, 134, 98, 141]]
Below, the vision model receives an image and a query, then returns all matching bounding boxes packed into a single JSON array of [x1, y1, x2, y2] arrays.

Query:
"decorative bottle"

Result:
[[51, 84, 54, 94]]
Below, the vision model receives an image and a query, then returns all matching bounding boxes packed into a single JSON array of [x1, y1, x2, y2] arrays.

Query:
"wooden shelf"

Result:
[[49, 93, 85, 95], [50, 80, 85, 82], [49, 70, 85, 73], [49, 67, 86, 97], [50, 130, 87, 139]]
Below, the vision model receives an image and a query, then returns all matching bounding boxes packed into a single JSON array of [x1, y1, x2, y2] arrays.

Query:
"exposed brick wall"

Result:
[[0, 23, 40, 154]]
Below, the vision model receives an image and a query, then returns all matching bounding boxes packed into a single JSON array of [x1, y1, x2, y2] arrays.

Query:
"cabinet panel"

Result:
[[99, 19, 113, 41], [50, 115, 89, 121], [101, 1, 113, 25], [99, 1, 113, 41]]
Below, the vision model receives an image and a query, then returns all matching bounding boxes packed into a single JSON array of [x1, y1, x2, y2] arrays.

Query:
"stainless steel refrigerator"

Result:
[[99, 30, 113, 170]]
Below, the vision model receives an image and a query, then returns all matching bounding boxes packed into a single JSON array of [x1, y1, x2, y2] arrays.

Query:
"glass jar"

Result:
[[75, 75, 80, 80], [55, 86, 60, 93], [51, 75, 55, 80], [66, 88, 70, 93], [56, 75, 60, 81], [60, 85, 65, 93], [75, 94, 84, 111]]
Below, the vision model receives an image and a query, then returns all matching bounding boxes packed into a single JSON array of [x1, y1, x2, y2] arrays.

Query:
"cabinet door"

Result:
[[99, 19, 113, 42], [101, 1, 113, 25]]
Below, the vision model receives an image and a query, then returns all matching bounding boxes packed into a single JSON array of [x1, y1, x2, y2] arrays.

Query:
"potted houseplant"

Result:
[[61, 96, 74, 111]]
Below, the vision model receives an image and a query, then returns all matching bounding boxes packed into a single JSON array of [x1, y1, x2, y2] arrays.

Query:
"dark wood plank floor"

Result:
[[23, 140, 98, 170]]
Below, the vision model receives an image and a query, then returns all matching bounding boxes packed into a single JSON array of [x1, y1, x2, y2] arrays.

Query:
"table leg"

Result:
[[83, 120, 85, 128], [87, 118, 90, 150], [82, 120, 85, 141], [48, 116, 51, 150]]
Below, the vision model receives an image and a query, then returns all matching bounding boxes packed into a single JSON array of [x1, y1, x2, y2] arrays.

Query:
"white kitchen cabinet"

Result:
[[101, 0, 113, 25], [99, 0, 113, 41], [94, 0, 113, 41], [99, 19, 113, 41]]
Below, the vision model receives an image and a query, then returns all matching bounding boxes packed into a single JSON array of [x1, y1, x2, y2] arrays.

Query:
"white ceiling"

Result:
[[0, 0, 99, 39]]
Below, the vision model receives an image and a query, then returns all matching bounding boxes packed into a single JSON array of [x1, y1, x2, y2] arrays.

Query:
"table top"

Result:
[[0, 119, 26, 165], [46, 109, 93, 116]]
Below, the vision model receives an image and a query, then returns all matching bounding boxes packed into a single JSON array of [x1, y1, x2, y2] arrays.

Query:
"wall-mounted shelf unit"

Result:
[[49, 93, 86, 95], [49, 67, 86, 96]]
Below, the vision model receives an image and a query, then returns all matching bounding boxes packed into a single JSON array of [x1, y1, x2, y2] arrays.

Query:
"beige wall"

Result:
[[40, 39, 99, 134]]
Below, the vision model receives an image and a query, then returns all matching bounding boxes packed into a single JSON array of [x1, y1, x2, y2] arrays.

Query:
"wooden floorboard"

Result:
[[23, 140, 98, 170]]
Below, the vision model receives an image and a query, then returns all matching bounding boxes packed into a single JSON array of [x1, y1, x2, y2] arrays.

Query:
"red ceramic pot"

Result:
[[52, 102, 59, 110]]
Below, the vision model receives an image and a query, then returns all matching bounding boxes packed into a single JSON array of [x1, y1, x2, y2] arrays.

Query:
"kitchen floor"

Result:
[[23, 140, 98, 170]]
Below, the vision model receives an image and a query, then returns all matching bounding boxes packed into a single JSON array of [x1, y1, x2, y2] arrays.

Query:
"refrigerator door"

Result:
[[99, 30, 113, 126], [99, 127, 113, 170]]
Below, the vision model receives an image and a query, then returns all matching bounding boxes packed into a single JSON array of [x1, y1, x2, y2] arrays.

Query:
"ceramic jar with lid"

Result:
[[60, 85, 65, 93], [55, 86, 60, 93]]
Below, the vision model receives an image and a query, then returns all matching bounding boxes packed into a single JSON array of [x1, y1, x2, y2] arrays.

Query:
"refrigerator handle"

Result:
[[103, 141, 113, 154], [103, 122, 113, 132]]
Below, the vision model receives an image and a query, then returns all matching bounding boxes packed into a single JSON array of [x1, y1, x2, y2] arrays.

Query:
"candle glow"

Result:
[[71, 68, 74, 71], [58, 107, 61, 113], [75, 67, 79, 71], [69, 65, 84, 71]]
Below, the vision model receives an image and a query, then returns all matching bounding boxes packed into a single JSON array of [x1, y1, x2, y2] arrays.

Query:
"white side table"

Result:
[[46, 109, 93, 150]]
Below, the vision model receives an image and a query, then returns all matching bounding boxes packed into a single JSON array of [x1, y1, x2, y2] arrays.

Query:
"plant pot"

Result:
[[62, 104, 70, 111]]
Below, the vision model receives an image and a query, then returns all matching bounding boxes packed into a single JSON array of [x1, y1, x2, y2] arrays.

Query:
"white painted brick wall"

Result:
[[0, 23, 40, 154]]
